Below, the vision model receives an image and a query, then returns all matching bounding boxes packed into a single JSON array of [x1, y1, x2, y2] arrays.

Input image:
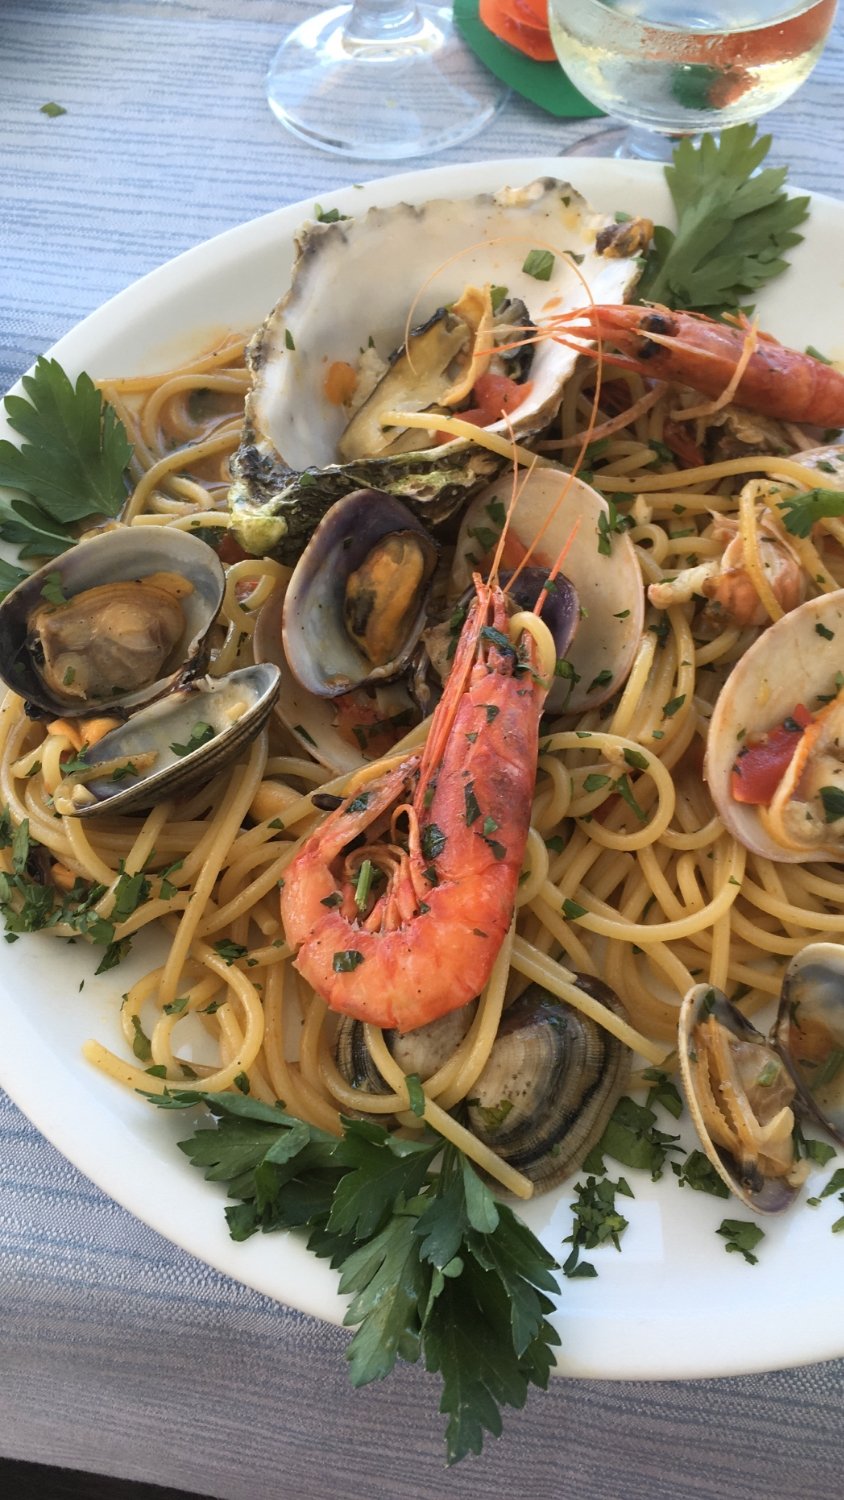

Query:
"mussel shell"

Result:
[[777, 942, 844, 1146], [466, 977, 630, 1192], [0, 527, 225, 717], [335, 1005, 476, 1096], [282, 489, 438, 698], [678, 984, 800, 1214], [63, 664, 280, 817]]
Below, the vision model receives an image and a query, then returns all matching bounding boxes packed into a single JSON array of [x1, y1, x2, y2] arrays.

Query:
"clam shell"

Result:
[[777, 942, 844, 1146], [64, 664, 280, 817], [451, 467, 644, 712], [678, 984, 800, 1214], [334, 1005, 476, 1098], [0, 527, 225, 718], [229, 178, 643, 559], [705, 590, 844, 861], [282, 489, 438, 698], [465, 977, 630, 1192]]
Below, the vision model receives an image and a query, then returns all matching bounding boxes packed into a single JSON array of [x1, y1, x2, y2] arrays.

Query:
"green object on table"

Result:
[[453, 0, 603, 119]]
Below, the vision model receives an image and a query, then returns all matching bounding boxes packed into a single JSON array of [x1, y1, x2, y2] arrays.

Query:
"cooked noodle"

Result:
[[2, 334, 844, 1203]]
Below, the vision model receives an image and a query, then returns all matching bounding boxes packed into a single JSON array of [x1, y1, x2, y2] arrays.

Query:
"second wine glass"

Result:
[[547, 0, 838, 159]]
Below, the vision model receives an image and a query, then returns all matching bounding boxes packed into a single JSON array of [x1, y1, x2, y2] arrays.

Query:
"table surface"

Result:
[[2, 4, 844, 1496]]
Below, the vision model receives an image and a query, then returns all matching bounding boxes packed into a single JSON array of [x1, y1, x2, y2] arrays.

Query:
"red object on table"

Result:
[[478, 0, 557, 63]]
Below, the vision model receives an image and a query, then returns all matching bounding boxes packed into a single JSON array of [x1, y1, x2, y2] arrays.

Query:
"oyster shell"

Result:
[[705, 590, 844, 861], [0, 527, 224, 718], [229, 179, 644, 561], [450, 467, 644, 712]]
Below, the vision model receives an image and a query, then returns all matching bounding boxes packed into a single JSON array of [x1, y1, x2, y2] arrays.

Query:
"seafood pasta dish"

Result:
[[1, 172, 844, 1229]]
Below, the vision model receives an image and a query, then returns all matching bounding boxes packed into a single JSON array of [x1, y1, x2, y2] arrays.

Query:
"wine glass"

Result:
[[266, 1, 511, 160], [546, 0, 838, 160]]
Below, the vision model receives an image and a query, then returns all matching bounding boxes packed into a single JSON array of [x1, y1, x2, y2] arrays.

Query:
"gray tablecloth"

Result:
[[1, 4, 843, 1496]]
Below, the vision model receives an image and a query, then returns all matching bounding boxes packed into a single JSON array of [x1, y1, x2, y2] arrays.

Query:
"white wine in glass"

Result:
[[266, 1, 510, 160], [547, 0, 838, 158]]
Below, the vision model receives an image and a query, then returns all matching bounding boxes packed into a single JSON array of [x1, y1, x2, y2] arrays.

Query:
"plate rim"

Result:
[[1, 155, 843, 1381]]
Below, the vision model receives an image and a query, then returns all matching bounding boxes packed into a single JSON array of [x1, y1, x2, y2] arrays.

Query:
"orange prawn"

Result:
[[539, 303, 844, 427], [280, 574, 551, 1033]]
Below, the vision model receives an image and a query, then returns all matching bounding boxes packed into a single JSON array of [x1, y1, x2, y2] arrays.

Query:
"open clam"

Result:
[[450, 467, 644, 713], [282, 489, 438, 699], [229, 179, 646, 561], [0, 527, 225, 718], [706, 590, 844, 861], [679, 951, 844, 1212], [334, 977, 631, 1192], [53, 664, 280, 818]]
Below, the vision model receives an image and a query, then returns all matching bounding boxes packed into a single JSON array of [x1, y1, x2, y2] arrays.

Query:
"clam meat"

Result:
[[680, 953, 844, 1213], [678, 984, 804, 1213], [229, 179, 646, 561]]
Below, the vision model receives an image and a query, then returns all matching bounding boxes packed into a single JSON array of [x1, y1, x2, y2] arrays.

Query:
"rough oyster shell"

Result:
[[229, 179, 643, 561]]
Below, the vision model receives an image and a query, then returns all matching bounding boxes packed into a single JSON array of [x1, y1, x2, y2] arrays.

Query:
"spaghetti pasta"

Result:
[[1, 330, 844, 1203]]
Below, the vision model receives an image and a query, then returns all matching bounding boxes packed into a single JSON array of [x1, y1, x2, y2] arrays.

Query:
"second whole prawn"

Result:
[[279, 575, 553, 1033], [541, 303, 844, 427]]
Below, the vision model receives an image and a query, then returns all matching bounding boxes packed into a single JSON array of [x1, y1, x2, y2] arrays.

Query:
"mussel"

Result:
[[334, 977, 631, 1192], [679, 945, 844, 1213]]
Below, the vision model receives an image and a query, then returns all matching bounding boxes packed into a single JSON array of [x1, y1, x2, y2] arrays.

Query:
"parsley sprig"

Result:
[[637, 126, 810, 316], [152, 1091, 561, 1464], [0, 357, 132, 595]]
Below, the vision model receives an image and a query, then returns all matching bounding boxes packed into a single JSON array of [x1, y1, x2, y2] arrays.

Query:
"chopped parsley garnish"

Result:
[[662, 694, 686, 719], [213, 939, 248, 965], [285, 329, 296, 350], [333, 949, 364, 972], [820, 785, 844, 822], [777, 487, 844, 537], [40, 101, 67, 117], [464, 783, 481, 826], [716, 1218, 764, 1265], [404, 1073, 426, 1118], [163, 995, 189, 1016], [522, 249, 555, 281], [562, 898, 587, 920], [421, 824, 447, 861], [563, 1174, 633, 1279], [169, 721, 215, 758], [313, 203, 350, 223], [40, 572, 67, 605], [354, 859, 374, 912], [347, 791, 371, 814]]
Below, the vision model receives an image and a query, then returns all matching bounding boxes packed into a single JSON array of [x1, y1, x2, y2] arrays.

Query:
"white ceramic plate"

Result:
[[1, 158, 843, 1380]]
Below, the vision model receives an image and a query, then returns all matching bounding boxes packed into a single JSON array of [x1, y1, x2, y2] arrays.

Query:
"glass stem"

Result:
[[345, 1, 424, 43]]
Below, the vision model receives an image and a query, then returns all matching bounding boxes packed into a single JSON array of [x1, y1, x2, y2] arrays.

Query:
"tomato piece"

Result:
[[435, 374, 530, 443], [730, 704, 813, 806], [478, 0, 557, 61], [662, 419, 705, 470], [324, 360, 357, 406], [217, 533, 251, 565]]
